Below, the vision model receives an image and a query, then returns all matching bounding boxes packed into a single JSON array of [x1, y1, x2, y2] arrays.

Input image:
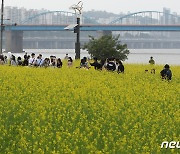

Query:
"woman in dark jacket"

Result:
[[117, 60, 124, 73], [160, 64, 172, 81], [57, 58, 63, 68]]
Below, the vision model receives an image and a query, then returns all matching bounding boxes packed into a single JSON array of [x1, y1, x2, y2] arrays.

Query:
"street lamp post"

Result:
[[75, 17, 80, 59], [0, 0, 4, 54], [70, 1, 83, 59]]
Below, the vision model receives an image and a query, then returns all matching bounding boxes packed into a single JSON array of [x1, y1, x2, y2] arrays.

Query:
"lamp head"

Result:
[[69, 1, 83, 15]]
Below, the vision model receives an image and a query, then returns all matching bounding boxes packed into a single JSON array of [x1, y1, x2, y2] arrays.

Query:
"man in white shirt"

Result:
[[29, 53, 36, 66], [36, 54, 44, 67]]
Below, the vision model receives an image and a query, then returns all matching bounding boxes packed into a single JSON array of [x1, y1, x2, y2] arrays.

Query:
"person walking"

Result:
[[64, 53, 69, 59], [149, 56, 155, 65], [149, 56, 155, 74]]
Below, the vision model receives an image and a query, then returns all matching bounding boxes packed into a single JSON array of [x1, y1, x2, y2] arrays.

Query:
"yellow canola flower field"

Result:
[[0, 63, 179, 153]]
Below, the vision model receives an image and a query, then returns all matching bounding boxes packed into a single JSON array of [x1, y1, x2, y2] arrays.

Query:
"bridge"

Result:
[[5, 25, 180, 31], [2, 10, 180, 52]]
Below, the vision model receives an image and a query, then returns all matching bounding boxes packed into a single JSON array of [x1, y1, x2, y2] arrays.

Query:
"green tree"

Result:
[[83, 35, 129, 60]]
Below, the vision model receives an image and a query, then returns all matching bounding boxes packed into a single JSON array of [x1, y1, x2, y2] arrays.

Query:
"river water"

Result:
[[3, 49, 180, 65]]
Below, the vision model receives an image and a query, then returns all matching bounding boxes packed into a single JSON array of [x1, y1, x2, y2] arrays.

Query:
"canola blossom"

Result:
[[0, 63, 179, 153]]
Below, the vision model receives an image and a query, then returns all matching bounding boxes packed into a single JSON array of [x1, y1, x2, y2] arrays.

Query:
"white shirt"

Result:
[[11, 60, 17, 66], [29, 58, 36, 65], [36, 58, 44, 66]]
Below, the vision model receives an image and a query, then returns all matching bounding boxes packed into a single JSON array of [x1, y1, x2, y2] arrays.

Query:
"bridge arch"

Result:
[[20, 10, 98, 25], [109, 11, 180, 25]]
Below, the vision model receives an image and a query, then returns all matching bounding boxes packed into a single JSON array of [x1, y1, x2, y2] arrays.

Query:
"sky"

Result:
[[4, 0, 180, 14]]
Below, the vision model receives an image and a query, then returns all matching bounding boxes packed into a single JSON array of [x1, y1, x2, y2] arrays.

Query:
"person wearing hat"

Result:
[[160, 64, 172, 81], [28, 53, 36, 66]]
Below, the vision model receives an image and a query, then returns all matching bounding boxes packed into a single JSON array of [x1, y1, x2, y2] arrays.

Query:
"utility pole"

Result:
[[0, 0, 4, 54], [75, 17, 80, 59], [70, 1, 83, 59]]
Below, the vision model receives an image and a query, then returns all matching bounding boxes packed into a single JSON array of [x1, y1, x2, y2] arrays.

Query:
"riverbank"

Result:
[[2, 49, 180, 65]]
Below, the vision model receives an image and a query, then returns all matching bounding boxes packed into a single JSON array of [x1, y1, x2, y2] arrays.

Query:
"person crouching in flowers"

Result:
[[0, 54, 4, 65], [79, 57, 89, 69], [28, 53, 36, 66], [106, 58, 116, 71], [90, 57, 102, 70], [160, 64, 172, 81], [57, 58, 63, 68], [17, 56, 23, 66], [10, 55, 17, 66], [116, 59, 124, 73], [35, 54, 44, 67], [43, 58, 50, 68], [67, 57, 73, 67], [50, 56, 56, 67]]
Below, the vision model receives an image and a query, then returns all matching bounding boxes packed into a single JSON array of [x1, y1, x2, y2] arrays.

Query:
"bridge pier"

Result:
[[35, 42, 39, 48], [97, 30, 112, 38], [5, 31, 23, 53]]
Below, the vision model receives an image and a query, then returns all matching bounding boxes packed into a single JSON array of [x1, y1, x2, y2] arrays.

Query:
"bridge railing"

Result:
[[109, 11, 180, 25], [4, 10, 180, 26], [18, 11, 99, 25]]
